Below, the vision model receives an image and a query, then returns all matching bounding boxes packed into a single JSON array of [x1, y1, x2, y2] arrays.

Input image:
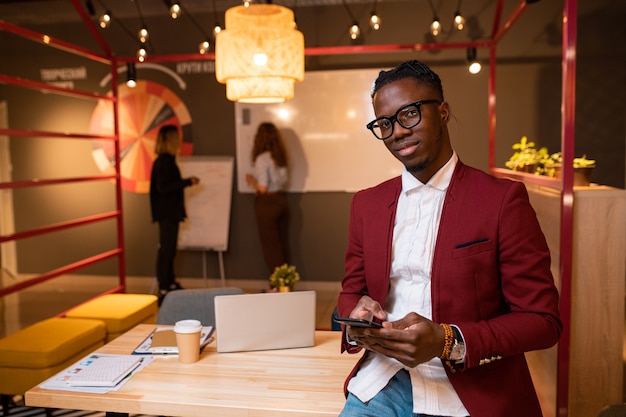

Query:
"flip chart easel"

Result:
[[178, 156, 234, 286]]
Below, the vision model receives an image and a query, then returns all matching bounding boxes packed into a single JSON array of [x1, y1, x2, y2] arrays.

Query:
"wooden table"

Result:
[[25, 325, 358, 417]]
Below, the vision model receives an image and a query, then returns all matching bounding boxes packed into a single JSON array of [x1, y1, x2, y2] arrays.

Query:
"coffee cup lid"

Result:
[[174, 319, 202, 334]]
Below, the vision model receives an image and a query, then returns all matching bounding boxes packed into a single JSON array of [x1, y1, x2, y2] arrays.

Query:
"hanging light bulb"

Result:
[[453, 0, 465, 31], [98, 11, 111, 29], [126, 63, 137, 88], [198, 40, 210, 54], [469, 61, 481, 74], [213, 23, 222, 37], [349, 22, 361, 40], [138, 26, 149, 43], [169, 2, 181, 19], [369, 12, 381, 30], [454, 11, 465, 30], [137, 45, 148, 62], [430, 17, 441, 37], [467, 47, 482, 74]]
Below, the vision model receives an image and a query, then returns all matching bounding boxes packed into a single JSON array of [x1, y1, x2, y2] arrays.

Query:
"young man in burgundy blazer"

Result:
[[337, 61, 561, 417]]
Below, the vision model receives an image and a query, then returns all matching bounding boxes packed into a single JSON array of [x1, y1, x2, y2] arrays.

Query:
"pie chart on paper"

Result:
[[89, 80, 193, 193]]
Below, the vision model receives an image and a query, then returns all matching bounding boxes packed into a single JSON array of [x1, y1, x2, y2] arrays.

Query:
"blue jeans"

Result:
[[338, 369, 451, 417]]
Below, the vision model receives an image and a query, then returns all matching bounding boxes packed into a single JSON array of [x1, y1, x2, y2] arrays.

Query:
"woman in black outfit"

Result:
[[149, 125, 199, 304]]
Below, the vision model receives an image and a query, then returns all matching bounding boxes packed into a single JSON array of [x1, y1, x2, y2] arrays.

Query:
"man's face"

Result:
[[372, 77, 452, 183]]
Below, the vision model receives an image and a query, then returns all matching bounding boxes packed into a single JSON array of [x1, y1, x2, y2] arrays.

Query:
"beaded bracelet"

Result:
[[439, 323, 454, 360]]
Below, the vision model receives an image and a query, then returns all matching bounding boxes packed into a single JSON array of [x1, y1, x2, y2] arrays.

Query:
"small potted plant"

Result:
[[505, 136, 546, 174], [269, 264, 300, 292], [546, 152, 596, 186]]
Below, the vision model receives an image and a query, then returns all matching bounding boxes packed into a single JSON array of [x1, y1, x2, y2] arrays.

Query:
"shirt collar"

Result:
[[401, 151, 458, 193]]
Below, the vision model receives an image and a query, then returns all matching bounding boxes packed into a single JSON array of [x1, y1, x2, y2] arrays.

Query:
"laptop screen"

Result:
[[214, 290, 316, 353]]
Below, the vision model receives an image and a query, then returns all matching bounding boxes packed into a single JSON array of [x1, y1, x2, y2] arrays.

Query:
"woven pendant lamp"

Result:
[[215, 4, 304, 103]]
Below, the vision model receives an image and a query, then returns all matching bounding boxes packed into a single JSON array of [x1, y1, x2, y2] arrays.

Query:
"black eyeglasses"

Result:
[[366, 99, 442, 140]]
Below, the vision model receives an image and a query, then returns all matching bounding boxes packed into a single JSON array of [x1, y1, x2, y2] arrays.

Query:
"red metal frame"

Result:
[[1, 1, 577, 414], [110, 58, 126, 291], [0, 250, 123, 297], [0, 128, 115, 141], [0, 175, 116, 190], [556, 0, 577, 415], [0, 2, 126, 301], [0, 74, 113, 100], [0, 20, 110, 64], [69, 0, 114, 58], [487, 3, 575, 414], [122, 41, 495, 64], [487, 45, 497, 169], [0, 211, 120, 244]]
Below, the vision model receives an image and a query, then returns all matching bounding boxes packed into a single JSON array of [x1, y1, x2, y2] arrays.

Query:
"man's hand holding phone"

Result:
[[333, 316, 383, 329]]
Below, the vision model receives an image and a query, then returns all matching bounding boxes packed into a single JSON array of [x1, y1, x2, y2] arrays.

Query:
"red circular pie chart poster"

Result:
[[89, 80, 193, 193]]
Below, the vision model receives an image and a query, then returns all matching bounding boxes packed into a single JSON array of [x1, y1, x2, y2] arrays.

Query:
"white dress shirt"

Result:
[[347, 152, 469, 416], [253, 151, 288, 192]]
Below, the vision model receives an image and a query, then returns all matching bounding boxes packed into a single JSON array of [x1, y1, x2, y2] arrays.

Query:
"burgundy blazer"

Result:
[[337, 161, 562, 417]]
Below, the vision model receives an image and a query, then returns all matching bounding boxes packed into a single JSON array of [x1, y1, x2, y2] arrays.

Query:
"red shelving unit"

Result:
[[0, 13, 127, 298]]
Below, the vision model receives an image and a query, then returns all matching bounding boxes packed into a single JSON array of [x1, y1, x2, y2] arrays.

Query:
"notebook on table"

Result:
[[214, 290, 316, 353], [66, 355, 144, 387]]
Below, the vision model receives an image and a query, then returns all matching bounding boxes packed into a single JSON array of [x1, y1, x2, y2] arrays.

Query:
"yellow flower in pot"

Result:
[[505, 136, 546, 174], [546, 152, 596, 186], [269, 264, 300, 292]]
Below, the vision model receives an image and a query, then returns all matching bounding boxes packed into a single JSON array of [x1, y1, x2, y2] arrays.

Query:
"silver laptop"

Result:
[[214, 290, 316, 353]]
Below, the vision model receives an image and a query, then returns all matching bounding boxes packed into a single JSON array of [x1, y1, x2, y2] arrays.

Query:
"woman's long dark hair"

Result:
[[251, 122, 287, 167]]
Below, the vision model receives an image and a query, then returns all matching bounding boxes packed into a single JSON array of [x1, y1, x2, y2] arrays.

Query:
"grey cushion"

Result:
[[156, 287, 244, 327]]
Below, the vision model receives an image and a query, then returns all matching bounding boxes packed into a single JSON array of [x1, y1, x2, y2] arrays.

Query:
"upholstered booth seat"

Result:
[[65, 293, 158, 342], [157, 287, 244, 326], [0, 317, 106, 396]]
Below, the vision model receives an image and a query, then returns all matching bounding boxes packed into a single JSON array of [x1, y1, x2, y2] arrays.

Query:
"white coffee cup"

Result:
[[174, 319, 202, 363]]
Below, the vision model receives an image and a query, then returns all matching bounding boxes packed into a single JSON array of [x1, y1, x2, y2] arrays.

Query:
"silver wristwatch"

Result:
[[449, 327, 466, 362]]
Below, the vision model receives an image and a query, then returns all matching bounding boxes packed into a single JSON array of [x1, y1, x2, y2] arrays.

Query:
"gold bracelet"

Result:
[[440, 323, 454, 360]]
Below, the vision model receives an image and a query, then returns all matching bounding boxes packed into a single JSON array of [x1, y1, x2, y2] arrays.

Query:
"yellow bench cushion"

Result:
[[0, 317, 106, 368], [0, 317, 106, 394], [65, 294, 158, 341]]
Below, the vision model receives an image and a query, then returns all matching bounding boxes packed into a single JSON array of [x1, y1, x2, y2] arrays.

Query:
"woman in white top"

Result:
[[245, 122, 290, 274]]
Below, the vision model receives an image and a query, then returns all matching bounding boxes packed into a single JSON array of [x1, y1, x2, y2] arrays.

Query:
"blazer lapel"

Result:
[[368, 178, 401, 303]]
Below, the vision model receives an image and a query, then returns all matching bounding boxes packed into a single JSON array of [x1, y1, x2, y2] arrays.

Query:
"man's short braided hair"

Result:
[[371, 60, 444, 101]]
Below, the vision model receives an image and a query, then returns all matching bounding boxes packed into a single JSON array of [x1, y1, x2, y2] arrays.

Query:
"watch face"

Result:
[[451, 341, 466, 361]]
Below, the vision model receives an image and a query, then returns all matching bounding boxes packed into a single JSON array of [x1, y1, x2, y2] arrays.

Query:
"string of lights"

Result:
[[212, 0, 223, 38], [428, 0, 466, 37], [175, 1, 214, 54], [85, 0, 480, 82], [369, 0, 381, 31], [341, 0, 361, 41], [88, 0, 473, 52]]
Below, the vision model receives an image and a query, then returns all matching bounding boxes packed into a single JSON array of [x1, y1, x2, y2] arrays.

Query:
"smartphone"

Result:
[[333, 316, 383, 329]]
